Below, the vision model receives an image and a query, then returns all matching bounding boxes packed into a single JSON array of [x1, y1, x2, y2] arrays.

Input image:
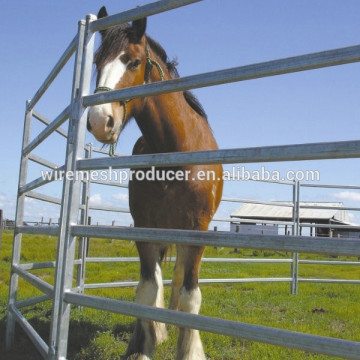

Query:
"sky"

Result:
[[1, 0, 360, 229]]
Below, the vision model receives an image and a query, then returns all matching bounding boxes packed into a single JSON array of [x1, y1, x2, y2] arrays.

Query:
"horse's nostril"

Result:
[[106, 115, 114, 129]]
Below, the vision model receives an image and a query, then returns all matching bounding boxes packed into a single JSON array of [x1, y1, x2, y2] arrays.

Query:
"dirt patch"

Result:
[[311, 307, 327, 314]]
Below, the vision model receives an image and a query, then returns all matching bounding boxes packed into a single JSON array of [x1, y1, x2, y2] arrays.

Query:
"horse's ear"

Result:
[[129, 18, 147, 43], [98, 6, 108, 19], [97, 6, 108, 38]]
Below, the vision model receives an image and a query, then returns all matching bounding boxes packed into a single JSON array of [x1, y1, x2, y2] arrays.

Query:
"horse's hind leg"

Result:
[[124, 242, 168, 360], [175, 245, 206, 360]]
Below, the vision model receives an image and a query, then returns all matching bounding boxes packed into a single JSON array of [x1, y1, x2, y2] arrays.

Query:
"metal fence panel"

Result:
[[7, 1, 360, 359]]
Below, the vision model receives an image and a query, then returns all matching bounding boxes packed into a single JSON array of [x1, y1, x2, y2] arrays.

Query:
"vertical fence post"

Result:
[[76, 143, 92, 294], [86, 216, 91, 257], [5, 100, 32, 349], [234, 225, 240, 253], [48, 14, 96, 360], [291, 181, 300, 295], [111, 220, 116, 243]]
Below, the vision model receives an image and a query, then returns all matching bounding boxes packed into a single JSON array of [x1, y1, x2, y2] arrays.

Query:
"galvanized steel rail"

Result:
[[27, 36, 77, 110], [77, 139, 360, 170], [82, 45, 360, 107], [72, 224, 360, 256]]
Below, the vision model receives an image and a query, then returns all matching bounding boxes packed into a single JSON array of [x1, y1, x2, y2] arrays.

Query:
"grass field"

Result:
[[1, 230, 360, 360]]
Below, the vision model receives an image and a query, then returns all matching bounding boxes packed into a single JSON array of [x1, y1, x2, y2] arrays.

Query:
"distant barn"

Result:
[[230, 202, 359, 238]]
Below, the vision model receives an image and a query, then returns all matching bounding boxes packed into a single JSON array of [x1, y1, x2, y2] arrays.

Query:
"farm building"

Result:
[[230, 202, 360, 238]]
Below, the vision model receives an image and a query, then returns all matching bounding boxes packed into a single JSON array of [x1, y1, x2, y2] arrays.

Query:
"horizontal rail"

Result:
[[227, 176, 294, 185], [12, 265, 54, 297], [85, 256, 293, 264], [28, 36, 77, 110], [65, 292, 360, 359], [89, 204, 130, 213], [300, 223, 360, 229], [32, 109, 68, 138], [83, 45, 360, 107], [89, 0, 204, 32], [300, 204, 360, 212], [227, 220, 360, 229], [23, 105, 70, 156], [83, 277, 360, 289], [213, 217, 295, 226], [299, 278, 360, 284], [26, 191, 61, 206], [71, 225, 360, 256], [90, 179, 129, 188], [84, 278, 293, 289], [83, 256, 360, 266], [20, 261, 57, 270], [19, 260, 81, 271], [222, 197, 294, 207], [300, 183, 360, 190], [299, 260, 360, 266], [28, 153, 59, 169], [16, 294, 51, 309], [16, 225, 59, 236], [77, 140, 360, 170], [19, 165, 65, 195], [9, 304, 49, 358]]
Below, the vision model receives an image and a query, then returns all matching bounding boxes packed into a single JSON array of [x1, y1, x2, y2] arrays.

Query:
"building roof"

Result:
[[231, 202, 350, 224]]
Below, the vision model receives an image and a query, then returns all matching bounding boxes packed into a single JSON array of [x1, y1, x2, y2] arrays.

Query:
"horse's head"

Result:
[[87, 6, 149, 145]]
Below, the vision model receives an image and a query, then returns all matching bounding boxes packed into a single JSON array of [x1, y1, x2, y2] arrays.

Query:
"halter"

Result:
[[93, 42, 164, 156]]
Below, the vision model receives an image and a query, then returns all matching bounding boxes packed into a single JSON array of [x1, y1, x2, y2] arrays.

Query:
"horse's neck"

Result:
[[135, 93, 217, 153]]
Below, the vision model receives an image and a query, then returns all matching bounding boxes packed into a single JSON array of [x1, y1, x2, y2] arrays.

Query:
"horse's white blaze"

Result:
[[97, 53, 127, 90], [88, 53, 129, 141]]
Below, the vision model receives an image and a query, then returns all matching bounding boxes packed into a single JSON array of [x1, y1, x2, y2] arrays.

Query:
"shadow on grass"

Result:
[[0, 311, 134, 360]]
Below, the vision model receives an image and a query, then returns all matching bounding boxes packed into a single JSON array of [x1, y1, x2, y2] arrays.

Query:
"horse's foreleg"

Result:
[[169, 245, 185, 310], [175, 245, 206, 360], [124, 242, 167, 360]]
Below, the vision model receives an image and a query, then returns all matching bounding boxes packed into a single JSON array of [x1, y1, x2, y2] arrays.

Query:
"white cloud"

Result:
[[0, 193, 6, 207], [0, 193, 16, 219], [111, 193, 129, 203], [89, 193, 102, 205], [333, 191, 360, 203]]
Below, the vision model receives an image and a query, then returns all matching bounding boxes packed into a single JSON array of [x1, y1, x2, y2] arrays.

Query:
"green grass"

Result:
[[0, 230, 360, 359]]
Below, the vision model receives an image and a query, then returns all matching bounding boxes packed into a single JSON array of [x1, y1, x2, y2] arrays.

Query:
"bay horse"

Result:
[[87, 7, 223, 360]]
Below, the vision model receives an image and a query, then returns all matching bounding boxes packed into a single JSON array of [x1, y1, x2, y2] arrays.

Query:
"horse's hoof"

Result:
[[121, 353, 151, 360], [135, 355, 151, 360]]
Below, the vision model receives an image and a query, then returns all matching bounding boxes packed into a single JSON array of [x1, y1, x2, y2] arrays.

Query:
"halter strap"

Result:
[[93, 41, 164, 156], [94, 86, 113, 93], [144, 43, 164, 83]]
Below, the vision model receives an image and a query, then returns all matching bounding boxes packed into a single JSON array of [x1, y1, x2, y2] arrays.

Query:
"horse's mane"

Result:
[[94, 23, 208, 121], [146, 36, 208, 121]]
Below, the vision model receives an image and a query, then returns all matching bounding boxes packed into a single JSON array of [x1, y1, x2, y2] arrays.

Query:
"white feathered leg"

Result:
[[176, 286, 206, 360], [125, 263, 167, 359]]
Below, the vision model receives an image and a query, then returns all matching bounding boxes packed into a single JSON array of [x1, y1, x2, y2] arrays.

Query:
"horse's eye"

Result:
[[129, 59, 141, 69], [120, 54, 130, 64]]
